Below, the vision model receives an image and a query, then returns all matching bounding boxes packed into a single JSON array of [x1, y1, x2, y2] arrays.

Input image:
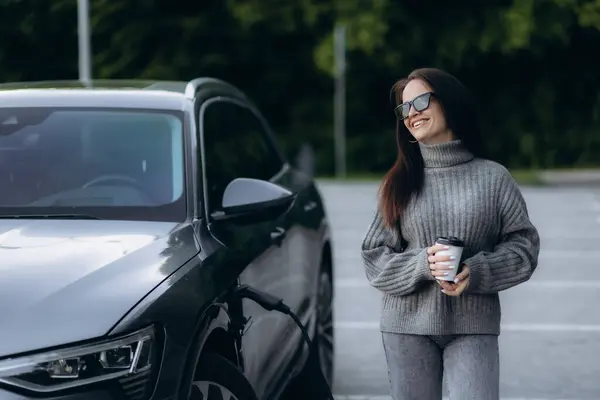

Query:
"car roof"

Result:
[[0, 78, 249, 111]]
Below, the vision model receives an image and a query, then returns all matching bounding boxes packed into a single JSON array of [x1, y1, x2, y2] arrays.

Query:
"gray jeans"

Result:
[[381, 332, 500, 400]]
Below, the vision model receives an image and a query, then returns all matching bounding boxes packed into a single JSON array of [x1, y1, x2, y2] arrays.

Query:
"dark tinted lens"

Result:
[[412, 93, 431, 112], [400, 103, 411, 119], [393, 105, 403, 120], [394, 104, 409, 120]]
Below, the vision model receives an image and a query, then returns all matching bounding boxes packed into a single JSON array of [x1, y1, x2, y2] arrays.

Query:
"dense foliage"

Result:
[[2, 0, 600, 174]]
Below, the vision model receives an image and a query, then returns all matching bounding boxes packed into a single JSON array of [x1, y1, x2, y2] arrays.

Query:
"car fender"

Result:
[[178, 299, 237, 397]]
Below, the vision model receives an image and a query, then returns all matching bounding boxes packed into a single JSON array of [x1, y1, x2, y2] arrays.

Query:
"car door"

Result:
[[274, 169, 325, 331], [267, 158, 327, 394], [199, 96, 293, 398], [241, 107, 319, 395]]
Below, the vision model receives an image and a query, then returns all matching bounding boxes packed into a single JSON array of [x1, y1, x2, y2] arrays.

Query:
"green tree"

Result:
[[1, 0, 599, 173]]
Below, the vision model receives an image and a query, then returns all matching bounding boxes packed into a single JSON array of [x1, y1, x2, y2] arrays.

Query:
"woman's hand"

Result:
[[438, 265, 470, 296], [426, 244, 455, 278]]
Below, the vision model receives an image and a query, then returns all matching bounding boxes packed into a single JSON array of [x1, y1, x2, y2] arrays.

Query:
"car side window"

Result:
[[201, 100, 283, 213]]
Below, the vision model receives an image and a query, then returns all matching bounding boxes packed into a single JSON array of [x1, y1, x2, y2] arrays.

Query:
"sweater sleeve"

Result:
[[361, 208, 434, 296], [463, 172, 540, 294]]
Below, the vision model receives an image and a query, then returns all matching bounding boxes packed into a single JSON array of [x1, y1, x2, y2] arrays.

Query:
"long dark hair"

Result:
[[378, 67, 485, 229]]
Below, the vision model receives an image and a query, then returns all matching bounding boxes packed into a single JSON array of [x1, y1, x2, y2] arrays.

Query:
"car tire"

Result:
[[283, 259, 335, 400], [315, 262, 334, 387], [188, 352, 259, 400]]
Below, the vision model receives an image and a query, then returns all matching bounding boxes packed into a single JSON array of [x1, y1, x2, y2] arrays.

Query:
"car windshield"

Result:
[[0, 107, 186, 222]]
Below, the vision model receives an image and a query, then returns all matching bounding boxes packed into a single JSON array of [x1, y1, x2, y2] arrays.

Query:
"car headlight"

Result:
[[0, 325, 156, 393]]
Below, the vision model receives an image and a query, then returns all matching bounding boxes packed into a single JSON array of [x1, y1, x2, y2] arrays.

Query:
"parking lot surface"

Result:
[[318, 180, 600, 400]]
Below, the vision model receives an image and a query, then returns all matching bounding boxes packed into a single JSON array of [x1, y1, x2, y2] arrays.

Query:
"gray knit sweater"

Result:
[[361, 140, 540, 335]]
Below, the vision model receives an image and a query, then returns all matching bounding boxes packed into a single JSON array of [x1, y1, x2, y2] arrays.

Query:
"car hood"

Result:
[[0, 219, 198, 358]]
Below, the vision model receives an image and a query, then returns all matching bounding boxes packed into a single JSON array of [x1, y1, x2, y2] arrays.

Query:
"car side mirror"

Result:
[[212, 178, 295, 222]]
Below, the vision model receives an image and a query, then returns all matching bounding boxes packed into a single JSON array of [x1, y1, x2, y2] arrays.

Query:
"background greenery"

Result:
[[2, 0, 600, 176]]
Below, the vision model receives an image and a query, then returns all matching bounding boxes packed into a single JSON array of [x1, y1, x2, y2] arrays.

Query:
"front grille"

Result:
[[118, 368, 153, 400]]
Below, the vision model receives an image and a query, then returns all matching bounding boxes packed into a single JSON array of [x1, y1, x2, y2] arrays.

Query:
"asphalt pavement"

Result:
[[316, 180, 600, 400]]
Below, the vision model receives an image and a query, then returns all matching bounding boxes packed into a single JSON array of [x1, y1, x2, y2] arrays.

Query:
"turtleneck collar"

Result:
[[418, 139, 474, 168]]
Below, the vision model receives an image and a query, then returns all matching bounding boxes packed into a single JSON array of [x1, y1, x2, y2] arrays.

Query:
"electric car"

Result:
[[0, 78, 334, 400]]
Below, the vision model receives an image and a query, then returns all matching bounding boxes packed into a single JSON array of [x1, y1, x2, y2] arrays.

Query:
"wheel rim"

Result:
[[190, 381, 239, 400], [316, 269, 334, 386]]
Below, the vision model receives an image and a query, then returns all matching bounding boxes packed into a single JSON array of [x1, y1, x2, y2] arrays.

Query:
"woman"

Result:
[[361, 68, 541, 400]]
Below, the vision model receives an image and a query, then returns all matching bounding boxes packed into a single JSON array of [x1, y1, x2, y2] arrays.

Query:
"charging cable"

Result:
[[232, 284, 335, 400]]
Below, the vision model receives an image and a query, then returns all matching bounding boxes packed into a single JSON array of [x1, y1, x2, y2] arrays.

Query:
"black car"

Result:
[[0, 78, 335, 400]]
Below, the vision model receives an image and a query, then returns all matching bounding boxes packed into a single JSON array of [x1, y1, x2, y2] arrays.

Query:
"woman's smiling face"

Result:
[[402, 79, 451, 144]]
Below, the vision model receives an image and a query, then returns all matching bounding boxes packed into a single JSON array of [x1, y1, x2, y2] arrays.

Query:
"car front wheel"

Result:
[[189, 352, 258, 400]]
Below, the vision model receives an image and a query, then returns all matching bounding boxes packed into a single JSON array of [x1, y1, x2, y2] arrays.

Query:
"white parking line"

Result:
[[334, 249, 600, 263], [593, 197, 600, 223], [334, 396, 579, 400], [334, 321, 600, 332], [334, 278, 600, 289]]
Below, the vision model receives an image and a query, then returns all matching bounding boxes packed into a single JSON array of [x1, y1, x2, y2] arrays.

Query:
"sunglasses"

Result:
[[394, 92, 434, 120]]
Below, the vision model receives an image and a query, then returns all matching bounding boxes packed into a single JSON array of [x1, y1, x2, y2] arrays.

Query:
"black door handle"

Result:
[[270, 227, 286, 246], [304, 201, 317, 212]]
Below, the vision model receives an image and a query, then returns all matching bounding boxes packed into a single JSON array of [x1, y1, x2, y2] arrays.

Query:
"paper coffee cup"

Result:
[[434, 236, 464, 281]]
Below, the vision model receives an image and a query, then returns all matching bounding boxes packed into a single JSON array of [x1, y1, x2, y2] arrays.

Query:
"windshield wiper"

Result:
[[0, 213, 103, 220]]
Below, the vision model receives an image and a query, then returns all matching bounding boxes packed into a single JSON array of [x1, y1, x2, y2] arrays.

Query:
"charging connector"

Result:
[[232, 284, 334, 400]]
